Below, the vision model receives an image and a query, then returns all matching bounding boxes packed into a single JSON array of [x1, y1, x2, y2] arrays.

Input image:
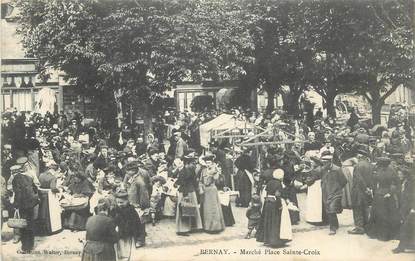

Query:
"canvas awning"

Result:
[[199, 113, 253, 148]]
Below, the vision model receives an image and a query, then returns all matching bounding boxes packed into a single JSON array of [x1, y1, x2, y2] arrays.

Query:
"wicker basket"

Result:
[[180, 197, 198, 217], [7, 210, 27, 229]]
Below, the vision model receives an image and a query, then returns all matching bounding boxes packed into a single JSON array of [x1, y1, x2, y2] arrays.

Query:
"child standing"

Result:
[[150, 176, 167, 226], [113, 188, 142, 261], [245, 194, 262, 239]]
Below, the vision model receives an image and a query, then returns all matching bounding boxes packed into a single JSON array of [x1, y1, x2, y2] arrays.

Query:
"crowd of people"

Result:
[[1, 103, 414, 260]]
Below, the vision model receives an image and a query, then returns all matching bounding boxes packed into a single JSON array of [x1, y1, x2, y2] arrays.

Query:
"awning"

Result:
[[199, 113, 253, 148]]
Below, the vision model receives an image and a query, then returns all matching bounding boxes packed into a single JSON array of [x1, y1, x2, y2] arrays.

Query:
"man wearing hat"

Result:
[[348, 146, 374, 235], [319, 150, 347, 235], [173, 130, 188, 159], [6, 165, 25, 243], [16, 156, 40, 187], [124, 161, 150, 247], [142, 148, 159, 178], [11, 163, 40, 252]]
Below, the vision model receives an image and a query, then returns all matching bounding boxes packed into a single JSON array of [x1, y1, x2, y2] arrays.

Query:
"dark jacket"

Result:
[[175, 165, 197, 195], [235, 154, 254, 172], [400, 175, 415, 219], [319, 164, 347, 214], [351, 159, 374, 207], [12, 173, 39, 210], [83, 213, 118, 260], [113, 204, 141, 238], [128, 174, 150, 209], [85, 214, 118, 243]]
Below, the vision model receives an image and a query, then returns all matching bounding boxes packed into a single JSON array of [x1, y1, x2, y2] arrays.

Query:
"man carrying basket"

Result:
[[10, 162, 40, 252]]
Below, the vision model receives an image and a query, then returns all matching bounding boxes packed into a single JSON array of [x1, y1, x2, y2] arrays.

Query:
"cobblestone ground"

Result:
[[1, 193, 356, 260]]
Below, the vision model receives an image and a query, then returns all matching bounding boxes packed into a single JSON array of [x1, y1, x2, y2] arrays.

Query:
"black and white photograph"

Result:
[[1, 0, 414, 260]]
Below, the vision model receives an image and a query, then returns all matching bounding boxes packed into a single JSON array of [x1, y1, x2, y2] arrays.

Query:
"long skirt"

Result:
[[221, 204, 235, 227], [256, 199, 290, 247], [367, 192, 401, 241], [201, 186, 225, 232], [63, 206, 91, 231], [81, 241, 116, 261], [306, 180, 323, 223], [398, 212, 415, 250], [285, 185, 300, 225], [341, 166, 353, 209], [237, 172, 252, 207], [176, 192, 203, 233], [163, 195, 177, 217], [117, 237, 133, 261], [37, 189, 62, 235]]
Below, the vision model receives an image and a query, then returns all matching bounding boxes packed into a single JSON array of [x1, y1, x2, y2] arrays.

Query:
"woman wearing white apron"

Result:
[[304, 151, 323, 223], [256, 169, 292, 247], [341, 158, 356, 209], [38, 162, 63, 235]]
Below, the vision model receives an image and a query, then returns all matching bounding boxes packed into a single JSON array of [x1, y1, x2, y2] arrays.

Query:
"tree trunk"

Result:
[[250, 88, 258, 112], [143, 101, 153, 143], [113, 90, 123, 128], [282, 89, 301, 117], [371, 102, 383, 125], [325, 93, 337, 119], [265, 86, 275, 114]]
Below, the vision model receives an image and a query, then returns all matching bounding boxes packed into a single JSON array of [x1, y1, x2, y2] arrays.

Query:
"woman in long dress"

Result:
[[215, 173, 235, 227], [200, 155, 225, 233], [38, 162, 63, 235], [113, 189, 141, 261], [174, 158, 203, 235], [234, 150, 255, 207], [367, 157, 401, 241], [256, 169, 292, 248]]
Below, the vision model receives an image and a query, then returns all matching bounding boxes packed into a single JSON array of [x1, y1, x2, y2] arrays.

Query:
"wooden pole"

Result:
[[240, 140, 307, 146]]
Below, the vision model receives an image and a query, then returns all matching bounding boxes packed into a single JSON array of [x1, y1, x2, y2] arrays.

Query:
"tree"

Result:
[[15, 0, 199, 135], [353, 0, 414, 124]]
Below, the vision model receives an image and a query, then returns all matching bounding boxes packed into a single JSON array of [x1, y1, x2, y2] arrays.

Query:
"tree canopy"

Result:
[[15, 0, 414, 124]]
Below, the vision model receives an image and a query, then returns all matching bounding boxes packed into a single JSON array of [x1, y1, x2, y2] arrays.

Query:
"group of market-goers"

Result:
[[1, 103, 414, 260]]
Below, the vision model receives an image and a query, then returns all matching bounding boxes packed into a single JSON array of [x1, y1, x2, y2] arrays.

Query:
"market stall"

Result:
[[199, 114, 255, 148]]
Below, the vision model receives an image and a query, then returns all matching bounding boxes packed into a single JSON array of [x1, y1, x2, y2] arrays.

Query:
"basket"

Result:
[[7, 210, 27, 229], [180, 197, 198, 217], [60, 197, 89, 211]]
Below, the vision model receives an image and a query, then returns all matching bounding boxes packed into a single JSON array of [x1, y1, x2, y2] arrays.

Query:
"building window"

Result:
[[3, 93, 11, 110], [1, 3, 13, 19], [178, 92, 185, 112]]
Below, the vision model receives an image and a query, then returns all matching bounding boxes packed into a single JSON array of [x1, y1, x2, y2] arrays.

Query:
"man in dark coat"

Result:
[[12, 164, 40, 252], [348, 148, 374, 235], [393, 160, 415, 253], [126, 162, 150, 247], [319, 151, 347, 235]]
